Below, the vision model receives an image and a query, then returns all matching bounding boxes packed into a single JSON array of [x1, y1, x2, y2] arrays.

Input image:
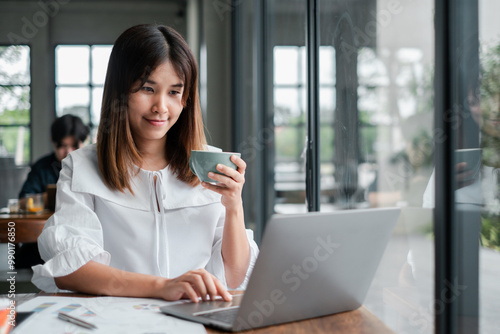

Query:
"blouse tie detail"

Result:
[[150, 170, 169, 277]]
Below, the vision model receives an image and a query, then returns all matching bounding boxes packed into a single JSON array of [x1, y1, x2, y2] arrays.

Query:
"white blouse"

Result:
[[32, 144, 259, 292]]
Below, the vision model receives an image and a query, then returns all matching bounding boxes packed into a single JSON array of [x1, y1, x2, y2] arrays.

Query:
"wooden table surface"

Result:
[[205, 305, 394, 334], [32, 291, 394, 334], [0, 210, 52, 243]]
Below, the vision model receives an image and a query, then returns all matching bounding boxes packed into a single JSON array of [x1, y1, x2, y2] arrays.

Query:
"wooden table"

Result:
[[205, 306, 394, 333], [30, 292, 394, 334], [0, 210, 52, 243]]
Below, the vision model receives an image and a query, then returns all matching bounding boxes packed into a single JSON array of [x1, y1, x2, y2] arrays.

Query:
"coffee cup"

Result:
[[455, 148, 482, 183], [189, 150, 241, 183]]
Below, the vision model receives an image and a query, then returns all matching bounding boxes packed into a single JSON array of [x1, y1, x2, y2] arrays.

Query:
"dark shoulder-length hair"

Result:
[[97, 24, 206, 193]]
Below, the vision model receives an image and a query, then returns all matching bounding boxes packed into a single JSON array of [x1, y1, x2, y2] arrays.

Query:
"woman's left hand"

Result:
[[201, 155, 246, 210]]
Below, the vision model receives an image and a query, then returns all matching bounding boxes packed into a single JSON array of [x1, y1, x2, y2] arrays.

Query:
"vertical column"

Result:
[[306, 0, 320, 212]]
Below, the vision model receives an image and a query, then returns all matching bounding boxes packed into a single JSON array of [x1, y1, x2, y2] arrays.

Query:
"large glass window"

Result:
[[234, 0, 500, 331], [318, 1, 436, 332], [55, 45, 112, 140], [0, 45, 30, 166], [237, 0, 436, 332]]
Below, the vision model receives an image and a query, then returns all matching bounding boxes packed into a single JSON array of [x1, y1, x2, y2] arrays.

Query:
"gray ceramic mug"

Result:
[[189, 150, 241, 183]]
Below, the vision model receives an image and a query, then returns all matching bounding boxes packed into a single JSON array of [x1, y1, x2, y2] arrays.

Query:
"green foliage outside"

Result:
[[481, 214, 500, 251], [479, 42, 500, 251], [0, 45, 31, 164], [409, 42, 500, 252]]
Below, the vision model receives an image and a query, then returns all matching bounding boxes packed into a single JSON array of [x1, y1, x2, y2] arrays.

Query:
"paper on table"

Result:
[[14, 296, 206, 334]]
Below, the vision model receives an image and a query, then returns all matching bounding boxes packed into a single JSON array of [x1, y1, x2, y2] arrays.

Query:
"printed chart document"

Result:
[[12, 296, 206, 334]]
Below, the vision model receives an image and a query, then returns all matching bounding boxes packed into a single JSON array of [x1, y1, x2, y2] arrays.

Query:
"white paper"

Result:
[[13, 296, 206, 334]]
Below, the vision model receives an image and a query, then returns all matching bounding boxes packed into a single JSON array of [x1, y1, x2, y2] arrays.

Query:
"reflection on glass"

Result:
[[56, 87, 90, 124], [316, 0, 435, 332], [56, 45, 90, 85], [477, 14, 500, 329], [0, 45, 30, 85]]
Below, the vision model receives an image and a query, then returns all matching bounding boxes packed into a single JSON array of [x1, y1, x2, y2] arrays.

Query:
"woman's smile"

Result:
[[145, 118, 168, 127]]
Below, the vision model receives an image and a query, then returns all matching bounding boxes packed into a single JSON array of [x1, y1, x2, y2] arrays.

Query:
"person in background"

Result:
[[16, 114, 89, 269], [18, 114, 90, 200]]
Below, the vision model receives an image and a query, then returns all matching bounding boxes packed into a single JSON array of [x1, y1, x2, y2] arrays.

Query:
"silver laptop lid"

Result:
[[234, 207, 400, 331]]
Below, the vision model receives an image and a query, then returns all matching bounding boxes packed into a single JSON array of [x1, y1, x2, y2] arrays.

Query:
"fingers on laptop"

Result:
[[167, 269, 232, 302]]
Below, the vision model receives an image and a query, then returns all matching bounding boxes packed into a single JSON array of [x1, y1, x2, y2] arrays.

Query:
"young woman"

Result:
[[32, 24, 258, 302]]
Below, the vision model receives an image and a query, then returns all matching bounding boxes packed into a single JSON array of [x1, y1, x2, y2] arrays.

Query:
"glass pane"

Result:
[[275, 125, 306, 212], [0, 86, 30, 125], [274, 46, 300, 85], [91, 45, 112, 85], [319, 0, 435, 331], [274, 87, 303, 125], [358, 47, 389, 87], [92, 87, 103, 126], [319, 46, 335, 85], [56, 45, 90, 85], [271, 0, 307, 213], [56, 87, 90, 124], [319, 87, 335, 123], [0, 126, 30, 165], [0, 45, 30, 85], [479, 1, 500, 332]]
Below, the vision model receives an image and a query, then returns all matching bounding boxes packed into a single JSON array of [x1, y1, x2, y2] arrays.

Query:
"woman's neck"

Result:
[[135, 139, 168, 171]]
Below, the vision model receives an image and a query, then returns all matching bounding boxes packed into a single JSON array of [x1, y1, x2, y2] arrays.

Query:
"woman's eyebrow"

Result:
[[143, 79, 183, 88]]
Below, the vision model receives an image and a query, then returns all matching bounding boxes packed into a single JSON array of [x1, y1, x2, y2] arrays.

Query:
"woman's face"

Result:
[[470, 90, 500, 138], [481, 93, 500, 138], [128, 61, 185, 149]]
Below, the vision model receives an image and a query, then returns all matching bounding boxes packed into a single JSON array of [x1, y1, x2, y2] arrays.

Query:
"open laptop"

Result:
[[160, 207, 400, 331]]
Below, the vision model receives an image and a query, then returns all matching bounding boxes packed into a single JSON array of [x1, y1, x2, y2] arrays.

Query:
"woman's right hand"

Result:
[[54, 262, 232, 303], [159, 269, 232, 302]]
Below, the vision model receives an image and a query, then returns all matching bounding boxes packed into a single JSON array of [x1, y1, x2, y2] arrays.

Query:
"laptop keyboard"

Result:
[[196, 307, 239, 324]]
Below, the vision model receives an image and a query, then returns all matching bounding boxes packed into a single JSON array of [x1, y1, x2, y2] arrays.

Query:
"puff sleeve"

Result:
[[31, 154, 110, 292]]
